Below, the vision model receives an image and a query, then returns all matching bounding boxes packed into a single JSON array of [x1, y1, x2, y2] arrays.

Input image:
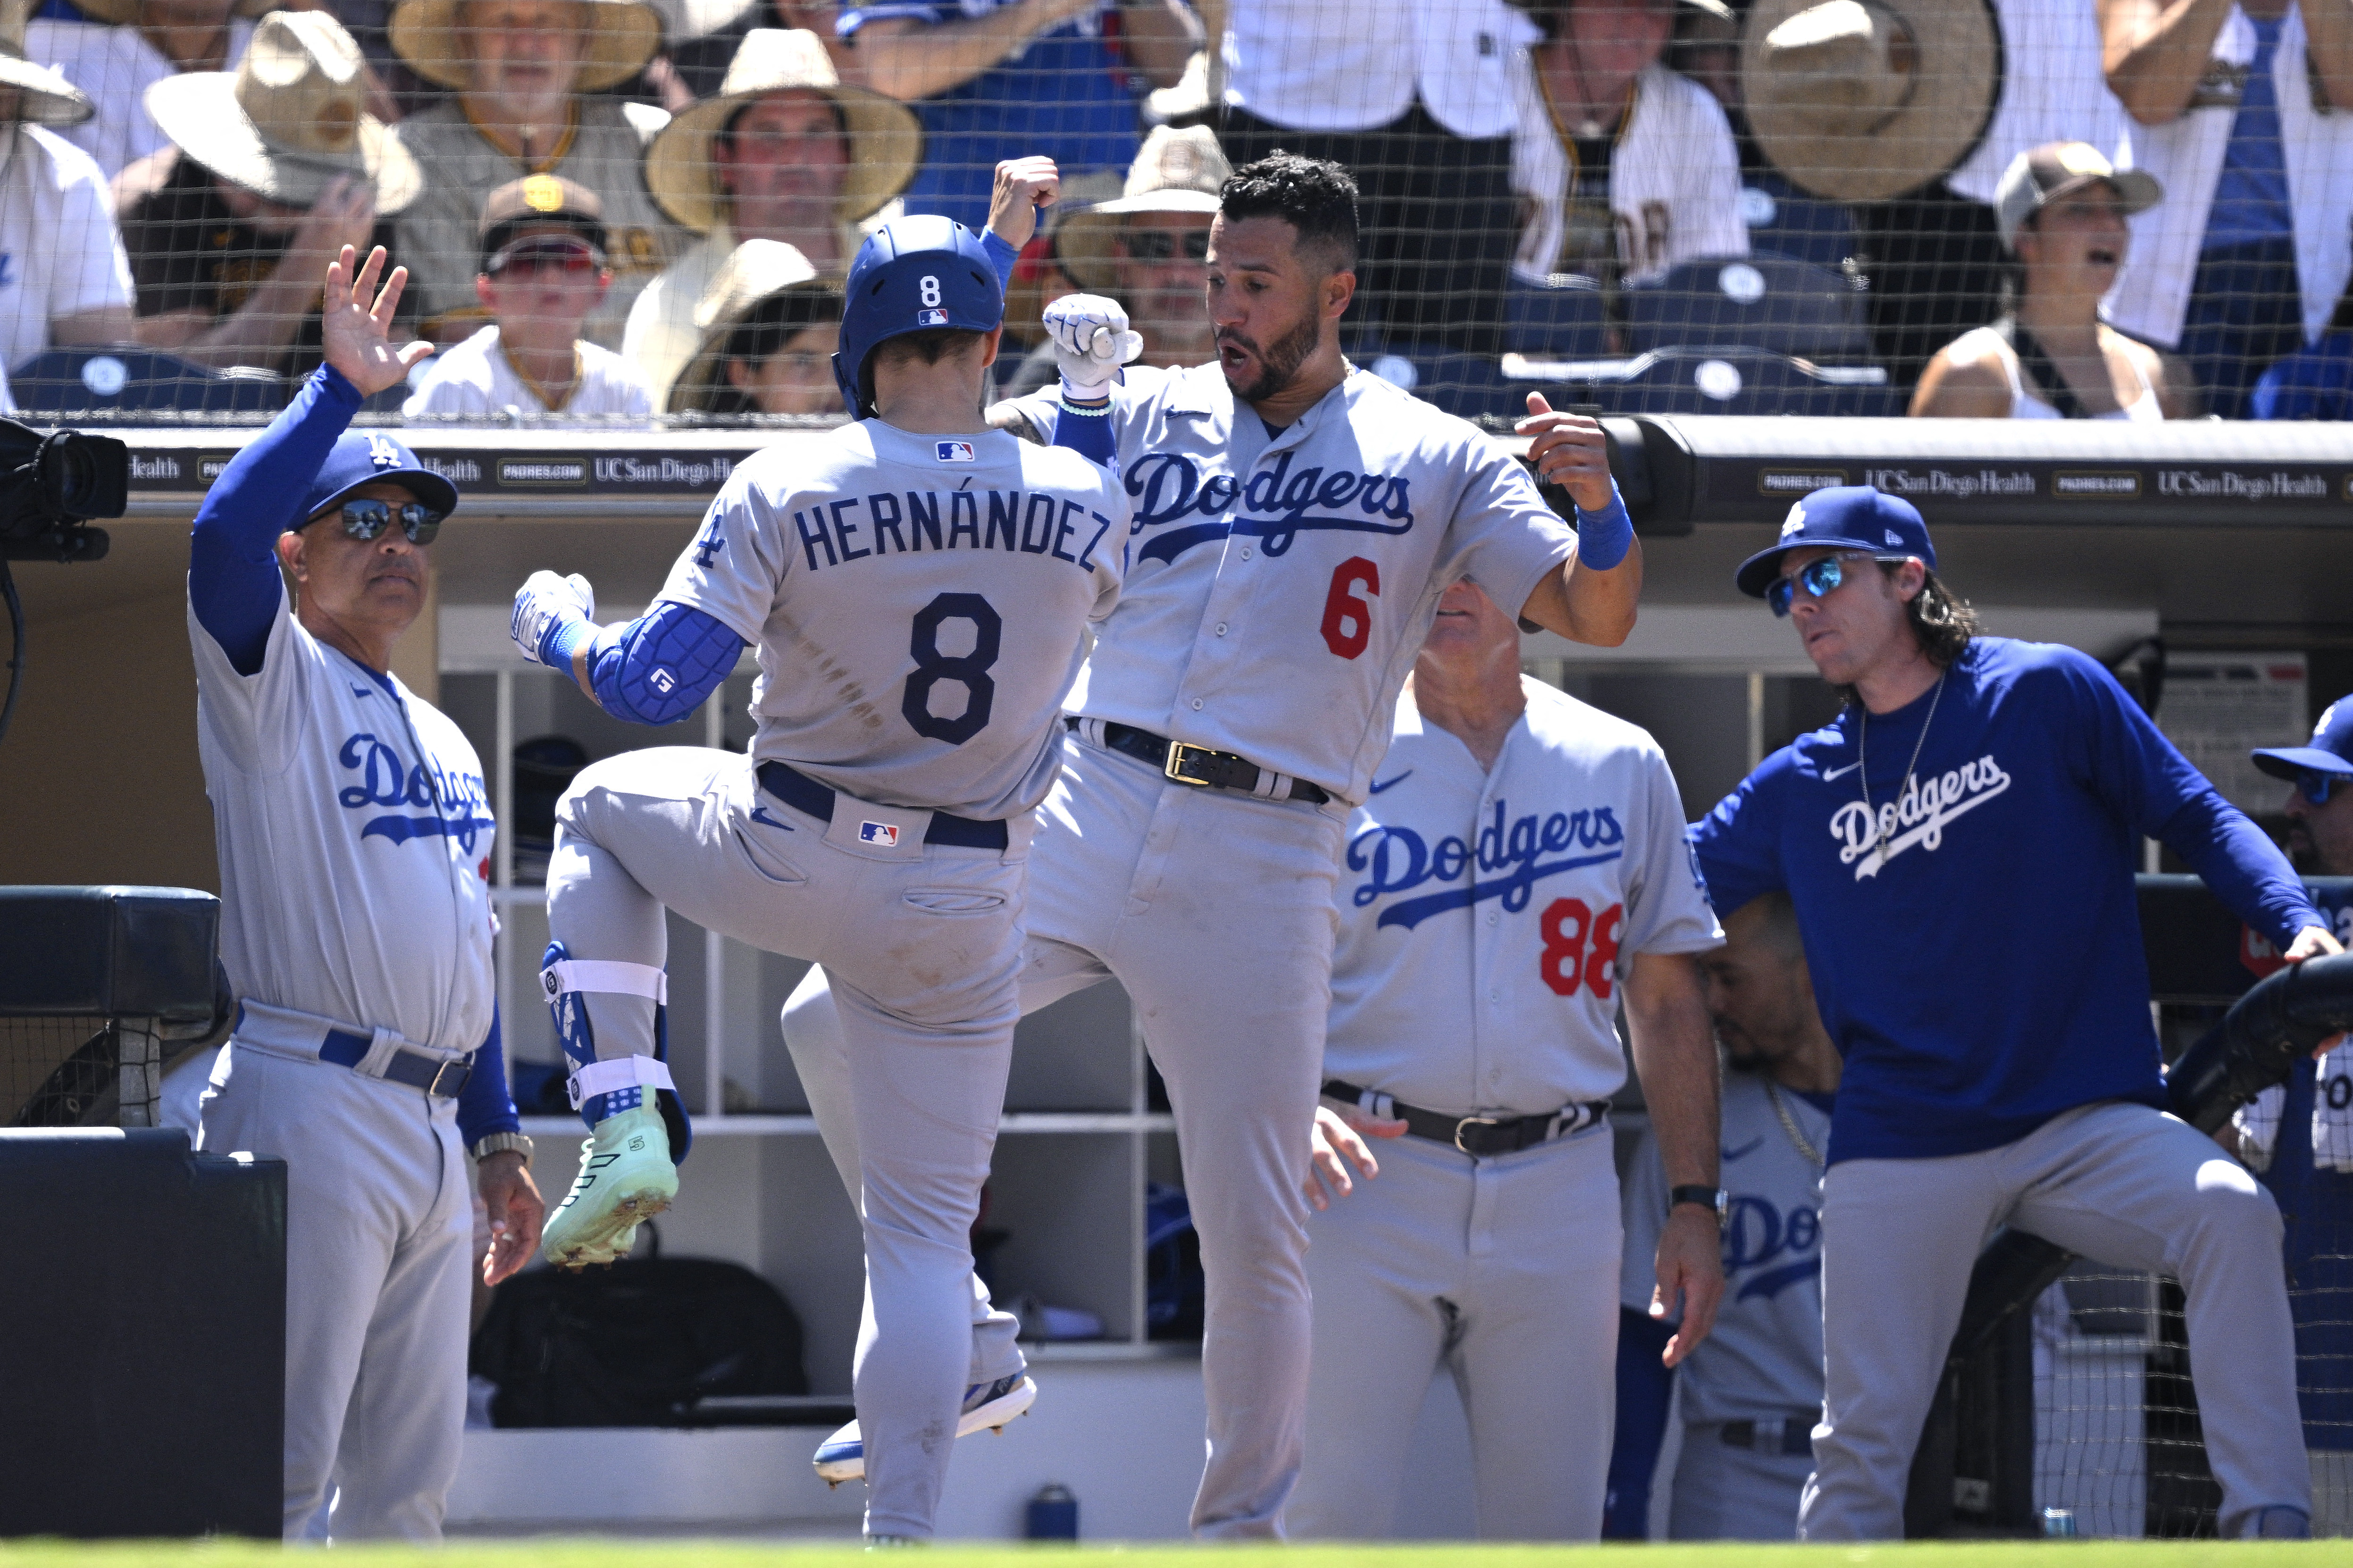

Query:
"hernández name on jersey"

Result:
[[1349, 797, 1626, 930], [1124, 446, 1417, 565], [784, 483, 1120, 577]]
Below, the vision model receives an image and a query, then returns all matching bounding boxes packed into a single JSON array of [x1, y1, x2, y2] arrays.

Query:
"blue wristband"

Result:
[[544, 616, 592, 670], [1574, 488, 1633, 572]]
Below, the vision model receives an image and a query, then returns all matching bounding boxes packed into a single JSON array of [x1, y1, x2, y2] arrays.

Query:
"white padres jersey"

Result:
[[658, 420, 1127, 820], [1017, 363, 1577, 805], [402, 326, 655, 419], [1325, 679, 1721, 1114], [1623, 1071, 1830, 1424], [189, 587, 497, 1054]]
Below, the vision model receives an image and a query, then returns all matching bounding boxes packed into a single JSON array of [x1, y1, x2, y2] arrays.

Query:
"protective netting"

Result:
[[7, 0, 2348, 431], [0, 1016, 114, 1126]]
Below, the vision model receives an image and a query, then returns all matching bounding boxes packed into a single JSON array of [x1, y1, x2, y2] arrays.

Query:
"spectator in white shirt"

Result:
[[404, 175, 654, 418], [27, 0, 259, 180], [1509, 0, 1746, 289], [0, 10, 135, 373], [1220, 0, 1528, 352]]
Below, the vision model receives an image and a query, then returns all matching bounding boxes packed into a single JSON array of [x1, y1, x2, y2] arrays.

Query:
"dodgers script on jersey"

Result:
[[1326, 679, 1720, 1113], [188, 587, 495, 1054], [1624, 1074, 1828, 1424], [1016, 364, 1576, 803], [659, 421, 1127, 819]]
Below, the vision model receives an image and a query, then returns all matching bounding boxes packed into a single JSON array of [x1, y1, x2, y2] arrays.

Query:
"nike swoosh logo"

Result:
[[352, 686, 375, 698], [748, 806, 793, 830], [1819, 761, 1861, 781], [1369, 770, 1413, 795], [1723, 1135, 1765, 1162]]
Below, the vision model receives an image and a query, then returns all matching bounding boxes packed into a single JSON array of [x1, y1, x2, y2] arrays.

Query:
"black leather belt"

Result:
[[1322, 1077, 1606, 1158], [1719, 1412, 1819, 1456], [757, 760, 1009, 851], [320, 1027, 472, 1098], [1088, 720, 1330, 805]]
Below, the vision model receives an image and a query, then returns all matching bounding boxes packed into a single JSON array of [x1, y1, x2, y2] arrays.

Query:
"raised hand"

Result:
[[1516, 391, 1615, 513], [987, 156, 1062, 252], [320, 243, 434, 399], [1042, 292, 1143, 400]]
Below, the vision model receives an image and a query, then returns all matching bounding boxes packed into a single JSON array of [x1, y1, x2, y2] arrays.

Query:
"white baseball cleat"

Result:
[[539, 1104, 676, 1269], [814, 1373, 1037, 1485]]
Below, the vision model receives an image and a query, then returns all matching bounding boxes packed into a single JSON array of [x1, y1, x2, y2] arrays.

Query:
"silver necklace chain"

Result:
[[1857, 671, 1945, 869], [1764, 1078, 1824, 1169]]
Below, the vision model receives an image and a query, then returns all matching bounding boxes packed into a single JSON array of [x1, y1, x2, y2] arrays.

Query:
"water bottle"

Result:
[[2042, 1507, 2078, 1537]]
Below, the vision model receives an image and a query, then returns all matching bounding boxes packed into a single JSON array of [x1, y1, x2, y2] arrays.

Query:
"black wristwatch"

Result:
[[1670, 1184, 1729, 1230]]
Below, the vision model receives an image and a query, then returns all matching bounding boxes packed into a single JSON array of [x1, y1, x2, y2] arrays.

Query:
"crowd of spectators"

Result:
[[7, 0, 2353, 420]]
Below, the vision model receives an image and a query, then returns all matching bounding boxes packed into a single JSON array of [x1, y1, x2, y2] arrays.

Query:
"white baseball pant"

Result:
[[784, 730, 1347, 1536], [1668, 1427, 1811, 1539], [549, 746, 1028, 1540], [1287, 1123, 1621, 1540], [195, 1042, 472, 1541], [1802, 1100, 2311, 1540]]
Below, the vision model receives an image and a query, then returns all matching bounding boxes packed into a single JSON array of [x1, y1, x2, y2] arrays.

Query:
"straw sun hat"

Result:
[[390, 0, 662, 94], [1053, 125, 1230, 293]]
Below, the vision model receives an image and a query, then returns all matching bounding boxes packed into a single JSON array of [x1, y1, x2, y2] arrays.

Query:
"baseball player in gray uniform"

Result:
[[187, 246, 543, 1540], [505, 214, 1126, 1543], [1289, 576, 1725, 1540], [1613, 890, 1840, 1540], [781, 151, 1645, 1535]]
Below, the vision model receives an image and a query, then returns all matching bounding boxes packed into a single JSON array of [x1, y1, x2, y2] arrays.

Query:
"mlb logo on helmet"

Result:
[[935, 440, 975, 463], [917, 308, 950, 326], [859, 821, 900, 847]]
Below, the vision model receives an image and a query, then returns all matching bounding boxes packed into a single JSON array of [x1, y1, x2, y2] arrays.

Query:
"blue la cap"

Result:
[[2252, 695, 2353, 782], [1733, 485, 1937, 598], [289, 430, 460, 533]]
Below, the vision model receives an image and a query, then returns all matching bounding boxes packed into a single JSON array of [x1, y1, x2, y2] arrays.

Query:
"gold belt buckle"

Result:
[[1453, 1115, 1501, 1154], [1164, 741, 1213, 787]]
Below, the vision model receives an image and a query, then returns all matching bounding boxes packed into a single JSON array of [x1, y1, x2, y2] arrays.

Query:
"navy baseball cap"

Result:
[[292, 429, 460, 533], [2252, 695, 2353, 782], [1734, 485, 1937, 598]]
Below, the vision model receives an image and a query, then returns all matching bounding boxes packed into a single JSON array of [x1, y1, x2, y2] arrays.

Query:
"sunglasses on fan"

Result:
[[1120, 229, 1213, 263]]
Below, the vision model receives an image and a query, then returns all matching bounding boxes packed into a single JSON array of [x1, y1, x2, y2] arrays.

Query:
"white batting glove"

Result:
[[511, 570, 596, 668], [1042, 292, 1143, 401]]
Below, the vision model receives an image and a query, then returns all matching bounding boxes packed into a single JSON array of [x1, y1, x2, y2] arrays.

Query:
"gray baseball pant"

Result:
[[196, 1042, 471, 1541], [1286, 1124, 1621, 1540], [784, 731, 1346, 1537], [551, 747, 1028, 1540], [1669, 1426, 1810, 1539], [1800, 1100, 2311, 1540]]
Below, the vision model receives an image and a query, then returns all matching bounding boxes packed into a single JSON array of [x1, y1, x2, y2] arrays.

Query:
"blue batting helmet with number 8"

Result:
[[832, 215, 1005, 418]]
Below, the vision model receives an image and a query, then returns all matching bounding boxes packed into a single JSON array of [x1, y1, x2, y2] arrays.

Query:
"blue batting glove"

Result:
[[512, 570, 596, 669]]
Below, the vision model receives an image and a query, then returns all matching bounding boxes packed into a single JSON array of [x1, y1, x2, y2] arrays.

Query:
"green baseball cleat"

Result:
[[540, 1104, 677, 1270]]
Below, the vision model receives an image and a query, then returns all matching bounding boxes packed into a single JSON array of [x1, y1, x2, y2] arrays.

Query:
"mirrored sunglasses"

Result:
[[489, 239, 603, 277], [1121, 229, 1213, 263], [2296, 769, 2351, 806], [339, 498, 444, 545], [1767, 551, 1895, 617]]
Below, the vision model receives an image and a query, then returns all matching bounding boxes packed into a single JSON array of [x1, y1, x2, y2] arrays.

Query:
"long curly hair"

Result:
[[1834, 564, 1981, 706]]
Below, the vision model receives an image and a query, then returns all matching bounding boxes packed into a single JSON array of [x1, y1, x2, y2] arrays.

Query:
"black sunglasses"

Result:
[[339, 498, 444, 545], [1121, 229, 1213, 263], [2295, 769, 2350, 806]]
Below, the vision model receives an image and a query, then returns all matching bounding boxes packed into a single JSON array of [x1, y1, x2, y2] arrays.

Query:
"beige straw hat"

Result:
[[1054, 125, 1230, 293], [69, 0, 271, 24], [145, 9, 421, 211], [1, 0, 95, 126], [645, 29, 920, 235], [667, 238, 841, 413], [390, 0, 661, 93], [1742, 0, 2001, 202]]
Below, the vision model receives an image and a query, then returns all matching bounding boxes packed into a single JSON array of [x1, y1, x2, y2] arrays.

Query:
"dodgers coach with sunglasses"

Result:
[[183, 244, 543, 1541], [1690, 485, 2339, 1542]]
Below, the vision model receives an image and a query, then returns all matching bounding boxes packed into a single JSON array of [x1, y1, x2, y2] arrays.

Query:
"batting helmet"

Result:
[[832, 215, 1003, 418]]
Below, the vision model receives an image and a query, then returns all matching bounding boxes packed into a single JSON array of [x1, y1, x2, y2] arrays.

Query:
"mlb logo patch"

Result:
[[935, 440, 975, 463], [859, 821, 900, 847], [916, 308, 950, 326]]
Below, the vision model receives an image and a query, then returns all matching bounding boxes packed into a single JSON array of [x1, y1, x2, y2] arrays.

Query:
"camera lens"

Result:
[[36, 433, 130, 523]]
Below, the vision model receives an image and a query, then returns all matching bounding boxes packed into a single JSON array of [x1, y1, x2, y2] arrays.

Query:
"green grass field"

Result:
[[0, 1544, 2341, 1566]]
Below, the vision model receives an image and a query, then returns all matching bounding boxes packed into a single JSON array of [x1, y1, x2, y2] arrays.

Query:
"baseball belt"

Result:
[[1075, 717, 1332, 805], [1322, 1077, 1607, 1158], [1717, 1412, 1820, 1456], [234, 999, 473, 1098], [757, 759, 1009, 851]]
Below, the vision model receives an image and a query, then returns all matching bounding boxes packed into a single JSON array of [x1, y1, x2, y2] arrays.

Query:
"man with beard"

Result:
[[1607, 889, 1840, 1539], [780, 151, 1645, 1536]]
